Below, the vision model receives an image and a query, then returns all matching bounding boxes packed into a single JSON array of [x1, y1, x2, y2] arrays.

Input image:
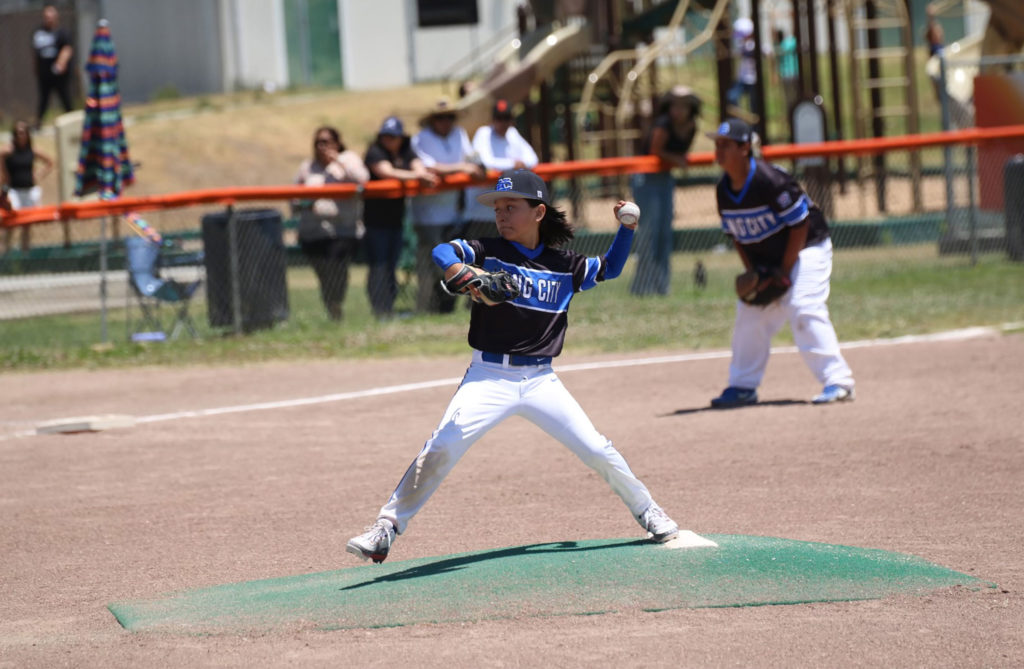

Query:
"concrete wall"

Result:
[[338, 0, 412, 89], [408, 0, 520, 82], [339, 0, 522, 90], [94, 0, 223, 103], [221, 0, 289, 92]]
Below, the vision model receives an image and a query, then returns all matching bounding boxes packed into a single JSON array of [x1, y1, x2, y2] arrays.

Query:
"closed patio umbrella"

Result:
[[74, 19, 133, 343]]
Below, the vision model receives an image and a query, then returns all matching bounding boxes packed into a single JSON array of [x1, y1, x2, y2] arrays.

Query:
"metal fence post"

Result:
[[937, 53, 955, 225], [226, 205, 243, 335], [1007, 155, 1024, 261], [99, 214, 109, 343], [967, 145, 977, 266]]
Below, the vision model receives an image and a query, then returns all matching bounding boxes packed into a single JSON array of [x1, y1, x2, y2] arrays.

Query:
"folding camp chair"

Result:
[[125, 235, 202, 340]]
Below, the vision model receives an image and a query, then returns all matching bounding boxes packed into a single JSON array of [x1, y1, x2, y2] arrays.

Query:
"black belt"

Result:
[[480, 351, 552, 366]]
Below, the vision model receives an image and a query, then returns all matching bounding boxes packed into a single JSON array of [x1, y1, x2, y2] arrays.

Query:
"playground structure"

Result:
[[444, 0, 1020, 221]]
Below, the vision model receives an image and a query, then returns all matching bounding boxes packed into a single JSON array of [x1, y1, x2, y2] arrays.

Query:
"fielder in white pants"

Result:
[[706, 118, 855, 407], [728, 238, 855, 393]]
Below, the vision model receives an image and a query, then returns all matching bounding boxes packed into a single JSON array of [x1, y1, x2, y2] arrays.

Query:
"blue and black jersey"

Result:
[[715, 157, 829, 267], [445, 237, 610, 358]]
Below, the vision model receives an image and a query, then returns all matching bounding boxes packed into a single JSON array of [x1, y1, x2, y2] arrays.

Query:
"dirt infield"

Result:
[[2, 332, 1023, 668]]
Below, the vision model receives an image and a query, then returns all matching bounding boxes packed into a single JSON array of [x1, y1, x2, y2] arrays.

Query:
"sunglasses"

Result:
[[434, 114, 457, 122], [315, 138, 333, 146]]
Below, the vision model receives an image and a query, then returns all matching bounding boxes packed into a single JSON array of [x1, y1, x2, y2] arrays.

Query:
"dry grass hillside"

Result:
[[21, 83, 460, 245]]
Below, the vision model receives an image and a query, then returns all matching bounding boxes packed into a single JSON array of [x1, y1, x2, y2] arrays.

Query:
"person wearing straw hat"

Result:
[[410, 97, 485, 314]]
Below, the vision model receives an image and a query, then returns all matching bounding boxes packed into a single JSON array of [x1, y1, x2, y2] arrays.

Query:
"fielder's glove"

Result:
[[441, 265, 521, 306], [735, 265, 791, 306]]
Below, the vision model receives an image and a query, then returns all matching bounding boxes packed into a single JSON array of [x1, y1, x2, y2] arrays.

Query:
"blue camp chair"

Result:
[[125, 235, 202, 340]]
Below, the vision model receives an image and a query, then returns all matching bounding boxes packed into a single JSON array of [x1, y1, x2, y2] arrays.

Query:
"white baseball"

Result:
[[617, 202, 640, 226]]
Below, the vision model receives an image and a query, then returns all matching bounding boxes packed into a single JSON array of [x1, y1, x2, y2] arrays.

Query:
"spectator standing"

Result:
[[726, 17, 758, 117], [363, 116, 437, 319], [294, 126, 369, 321], [1, 121, 54, 254], [410, 98, 484, 314], [463, 99, 539, 241], [630, 86, 700, 295], [32, 5, 74, 127], [925, 5, 945, 57], [775, 28, 799, 114]]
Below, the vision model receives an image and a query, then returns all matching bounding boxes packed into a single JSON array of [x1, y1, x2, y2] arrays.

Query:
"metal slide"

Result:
[[455, 20, 592, 133]]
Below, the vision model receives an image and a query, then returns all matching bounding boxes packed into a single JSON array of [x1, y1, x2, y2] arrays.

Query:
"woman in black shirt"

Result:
[[630, 86, 700, 295], [362, 116, 436, 318], [1, 121, 54, 253]]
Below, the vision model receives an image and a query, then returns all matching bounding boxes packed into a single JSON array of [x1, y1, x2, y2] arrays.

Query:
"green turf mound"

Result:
[[109, 535, 991, 633]]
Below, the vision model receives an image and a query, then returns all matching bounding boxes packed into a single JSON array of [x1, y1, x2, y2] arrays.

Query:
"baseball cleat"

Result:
[[812, 384, 855, 404], [710, 386, 758, 409], [346, 519, 396, 564], [638, 503, 680, 543]]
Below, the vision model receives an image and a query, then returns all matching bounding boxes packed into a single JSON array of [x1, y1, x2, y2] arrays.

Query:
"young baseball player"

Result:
[[707, 119, 855, 408], [347, 169, 680, 563]]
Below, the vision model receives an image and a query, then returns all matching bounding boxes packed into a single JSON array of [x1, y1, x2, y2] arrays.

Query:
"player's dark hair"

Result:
[[529, 199, 574, 247]]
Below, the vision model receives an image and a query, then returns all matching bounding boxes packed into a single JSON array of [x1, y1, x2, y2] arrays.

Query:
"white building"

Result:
[[72, 0, 522, 102]]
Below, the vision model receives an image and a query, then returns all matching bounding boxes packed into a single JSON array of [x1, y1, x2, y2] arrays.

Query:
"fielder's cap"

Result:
[[492, 98, 513, 119], [475, 169, 549, 207], [378, 116, 406, 137], [705, 118, 753, 143], [419, 97, 460, 126]]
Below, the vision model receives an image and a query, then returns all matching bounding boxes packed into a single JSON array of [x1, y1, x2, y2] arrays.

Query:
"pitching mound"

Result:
[[109, 535, 990, 634]]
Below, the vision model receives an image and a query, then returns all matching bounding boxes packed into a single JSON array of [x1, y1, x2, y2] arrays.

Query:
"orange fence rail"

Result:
[[3, 124, 1024, 229]]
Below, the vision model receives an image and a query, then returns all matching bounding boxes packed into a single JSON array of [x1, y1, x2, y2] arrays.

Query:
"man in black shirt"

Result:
[[32, 5, 74, 126]]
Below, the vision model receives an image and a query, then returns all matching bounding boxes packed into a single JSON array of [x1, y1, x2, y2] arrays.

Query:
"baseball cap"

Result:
[[475, 169, 549, 207], [378, 116, 405, 137], [492, 98, 513, 120], [705, 118, 753, 143]]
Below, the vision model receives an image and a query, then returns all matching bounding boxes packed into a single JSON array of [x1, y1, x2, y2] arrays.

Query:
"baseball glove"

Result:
[[441, 265, 521, 306], [735, 265, 791, 306]]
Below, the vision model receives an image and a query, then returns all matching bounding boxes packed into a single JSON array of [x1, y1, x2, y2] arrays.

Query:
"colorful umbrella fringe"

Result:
[[75, 20, 134, 199]]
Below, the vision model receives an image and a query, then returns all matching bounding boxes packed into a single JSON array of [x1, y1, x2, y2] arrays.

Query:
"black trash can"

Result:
[[201, 208, 289, 331], [1006, 155, 1024, 262]]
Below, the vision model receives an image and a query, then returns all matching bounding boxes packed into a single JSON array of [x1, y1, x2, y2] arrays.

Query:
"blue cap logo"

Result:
[[718, 122, 730, 135], [379, 116, 404, 136], [496, 177, 513, 192]]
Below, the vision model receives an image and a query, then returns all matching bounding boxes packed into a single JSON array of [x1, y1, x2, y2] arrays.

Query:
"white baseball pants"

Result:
[[378, 351, 655, 534], [727, 238, 855, 390]]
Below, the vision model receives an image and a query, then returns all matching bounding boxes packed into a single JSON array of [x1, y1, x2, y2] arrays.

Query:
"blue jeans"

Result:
[[727, 81, 758, 116], [363, 225, 404, 317], [630, 172, 675, 295]]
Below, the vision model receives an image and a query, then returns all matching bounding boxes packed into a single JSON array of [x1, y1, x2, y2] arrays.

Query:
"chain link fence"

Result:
[[1, 137, 1022, 352]]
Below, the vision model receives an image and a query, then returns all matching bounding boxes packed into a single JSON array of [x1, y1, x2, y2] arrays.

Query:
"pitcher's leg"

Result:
[[518, 371, 654, 516], [378, 366, 515, 533]]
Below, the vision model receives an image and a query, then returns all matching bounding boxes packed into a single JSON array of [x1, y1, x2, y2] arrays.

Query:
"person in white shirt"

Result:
[[410, 97, 484, 313], [463, 99, 539, 241]]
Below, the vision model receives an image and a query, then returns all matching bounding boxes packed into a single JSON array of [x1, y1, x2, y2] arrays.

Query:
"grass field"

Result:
[[3, 245, 1022, 371]]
